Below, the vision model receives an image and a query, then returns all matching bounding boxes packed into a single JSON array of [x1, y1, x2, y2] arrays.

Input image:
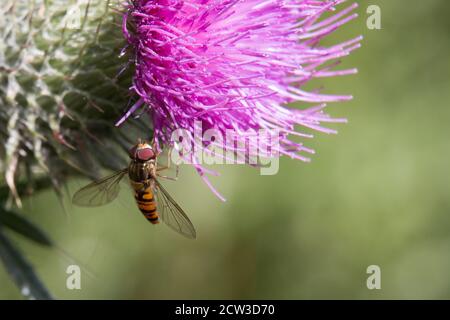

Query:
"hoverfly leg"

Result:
[[156, 162, 179, 181], [156, 173, 178, 181], [142, 179, 152, 190], [156, 145, 174, 171], [156, 147, 180, 181]]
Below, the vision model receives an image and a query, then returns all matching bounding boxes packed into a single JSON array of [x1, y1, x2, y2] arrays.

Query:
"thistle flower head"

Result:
[[119, 0, 362, 199]]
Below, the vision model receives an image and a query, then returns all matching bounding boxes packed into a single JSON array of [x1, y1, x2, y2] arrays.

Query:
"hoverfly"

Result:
[[72, 140, 196, 239]]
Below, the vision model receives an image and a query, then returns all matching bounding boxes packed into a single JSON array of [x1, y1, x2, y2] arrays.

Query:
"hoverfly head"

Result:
[[129, 141, 156, 161]]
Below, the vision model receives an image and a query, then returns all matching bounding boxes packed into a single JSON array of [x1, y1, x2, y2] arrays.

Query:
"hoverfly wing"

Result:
[[72, 169, 128, 207], [154, 179, 196, 239]]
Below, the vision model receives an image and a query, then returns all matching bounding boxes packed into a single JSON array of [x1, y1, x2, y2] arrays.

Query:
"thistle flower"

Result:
[[118, 0, 362, 199]]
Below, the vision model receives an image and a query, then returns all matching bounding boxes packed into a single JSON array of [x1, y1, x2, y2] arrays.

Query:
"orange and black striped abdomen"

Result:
[[135, 186, 159, 224]]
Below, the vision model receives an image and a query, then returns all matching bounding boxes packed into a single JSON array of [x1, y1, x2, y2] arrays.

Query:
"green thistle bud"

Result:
[[0, 0, 145, 204]]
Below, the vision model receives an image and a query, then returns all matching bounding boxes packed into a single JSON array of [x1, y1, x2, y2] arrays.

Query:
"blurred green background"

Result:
[[2, 0, 450, 299]]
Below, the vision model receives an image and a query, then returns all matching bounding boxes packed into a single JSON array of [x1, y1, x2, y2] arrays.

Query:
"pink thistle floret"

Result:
[[118, 0, 362, 199]]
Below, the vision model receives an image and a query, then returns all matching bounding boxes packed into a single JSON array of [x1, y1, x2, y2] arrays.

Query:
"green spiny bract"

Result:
[[0, 0, 144, 204]]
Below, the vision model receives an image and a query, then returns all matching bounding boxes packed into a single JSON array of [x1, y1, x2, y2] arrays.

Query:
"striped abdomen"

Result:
[[135, 186, 159, 224]]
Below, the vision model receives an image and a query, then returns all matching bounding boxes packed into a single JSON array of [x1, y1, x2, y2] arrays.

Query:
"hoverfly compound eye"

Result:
[[136, 147, 155, 161]]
